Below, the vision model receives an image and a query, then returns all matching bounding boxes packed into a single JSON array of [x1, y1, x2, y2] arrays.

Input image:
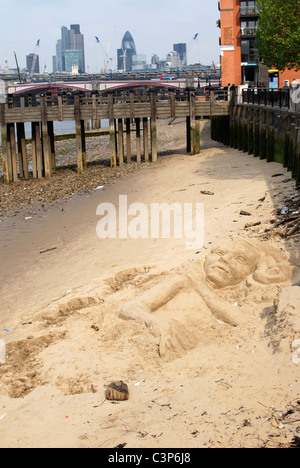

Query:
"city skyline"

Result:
[[0, 0, 220, 73]]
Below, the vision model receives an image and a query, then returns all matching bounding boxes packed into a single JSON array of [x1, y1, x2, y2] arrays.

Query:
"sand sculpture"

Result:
[[119, 238, 293, 357]]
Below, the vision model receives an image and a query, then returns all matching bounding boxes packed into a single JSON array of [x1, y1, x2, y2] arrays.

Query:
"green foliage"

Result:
[[256, 0, 300, 70]]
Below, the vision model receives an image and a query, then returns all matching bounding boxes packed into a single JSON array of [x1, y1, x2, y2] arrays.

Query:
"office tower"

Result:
[[166, 51, 181, 69], [26, 53, 40, 74], [54, 24, 85, 73], [117, 31, 137, 72], [173, 43, 187, 67], [132, 54, 147, 71]]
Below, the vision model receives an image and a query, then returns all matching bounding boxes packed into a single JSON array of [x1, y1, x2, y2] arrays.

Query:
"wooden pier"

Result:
[[0, 88, 229, 184]]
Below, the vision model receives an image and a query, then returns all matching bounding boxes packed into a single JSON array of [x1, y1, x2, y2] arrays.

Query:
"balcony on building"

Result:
[[241, 26, 258, 38], [240, 6, 260, 17]]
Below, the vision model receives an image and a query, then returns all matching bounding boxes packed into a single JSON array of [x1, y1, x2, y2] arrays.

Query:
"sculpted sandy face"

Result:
[[204, 241, 258, 289]]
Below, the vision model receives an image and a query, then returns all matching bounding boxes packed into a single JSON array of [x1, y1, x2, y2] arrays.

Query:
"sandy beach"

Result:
[[0, 119, 299, 448]]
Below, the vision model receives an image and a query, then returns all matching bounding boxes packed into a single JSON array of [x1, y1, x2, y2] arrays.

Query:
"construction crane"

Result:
[[30, 39, 40, 75], [13, 51, 22, 83], [95, 36, 113, 73], [183, 33, 199, 68]]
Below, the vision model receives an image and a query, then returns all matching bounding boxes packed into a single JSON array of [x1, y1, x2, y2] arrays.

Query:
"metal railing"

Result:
[[240, 6, 260, 16], [241, 27, 258, 36], [242, 88, 290, 109]]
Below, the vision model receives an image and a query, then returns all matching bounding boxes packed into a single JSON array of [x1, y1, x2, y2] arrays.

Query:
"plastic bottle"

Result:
[[0, 339, 6, 364]]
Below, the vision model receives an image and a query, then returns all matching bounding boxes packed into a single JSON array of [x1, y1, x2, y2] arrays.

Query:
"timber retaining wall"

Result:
[[211, 105, 300, 184]]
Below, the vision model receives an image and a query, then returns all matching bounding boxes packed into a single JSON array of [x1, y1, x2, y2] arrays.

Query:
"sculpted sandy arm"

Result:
[[119, 275, 198, 357]]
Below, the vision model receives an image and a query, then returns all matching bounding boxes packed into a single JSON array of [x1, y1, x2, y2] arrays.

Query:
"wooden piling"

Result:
[[81, 120, 87, 169], [188, 88, 197, 155], [0, 103, 10, 184], [170, 90, 175, 118], [108, 92, 117, 168], [229, 91, 235, 148], [35, 123, 43, 178], [16, 126, 24, 179], [233, 106, 238, 149], [118, 118, 124, 165], [126, 118, 131, 163], [41, 96, 51, 178], [17, 122, 29, 179], [247, 108, 253, 156], [236, 107, 242, 151], [143, 117, 149, 162], [186, 116, 191, 152], [266, 110, 275, 162], [58, 95, 63, 121], [150, 90, 157, 162], [6, 124, 13, 182], [259, 109, 267, 160], [253, 109, 260, 157], [242, 107, 248, 153], [47, 121, 56, 173], [30, 123, 36, 178], [195, 117, 201, 154], [130, 91, 134, 123], [9, 123, 18, 182], [92, 94, 98, 129], [74, 93, 84, 174], [136, 118, 141, 163]]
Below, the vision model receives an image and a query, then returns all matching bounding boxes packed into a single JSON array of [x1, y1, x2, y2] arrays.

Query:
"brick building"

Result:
[[219, 0, 300, 87]]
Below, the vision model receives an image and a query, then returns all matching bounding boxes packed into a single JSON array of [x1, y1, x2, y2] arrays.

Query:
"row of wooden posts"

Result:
[[211, 104, 300, 184], [0, 94, 157, 184]]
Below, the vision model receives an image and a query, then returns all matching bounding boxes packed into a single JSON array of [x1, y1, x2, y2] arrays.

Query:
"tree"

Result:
[[256, 0, 300, 71]]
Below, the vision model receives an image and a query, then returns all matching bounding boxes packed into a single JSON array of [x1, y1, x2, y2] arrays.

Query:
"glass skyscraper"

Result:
[[53, 24, 85, 73], [117, 31, 137, 72]]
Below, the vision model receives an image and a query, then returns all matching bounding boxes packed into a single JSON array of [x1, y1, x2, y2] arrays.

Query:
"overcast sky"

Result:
[[0, 0, 220, 73]]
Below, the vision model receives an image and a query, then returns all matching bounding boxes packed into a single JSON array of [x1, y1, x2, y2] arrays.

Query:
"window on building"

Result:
[[240, 1, 258, 15]]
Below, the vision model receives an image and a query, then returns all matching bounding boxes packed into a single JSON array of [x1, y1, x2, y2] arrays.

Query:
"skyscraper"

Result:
[[117, 31, 137, 72], [26, 53, 40, 74], [53, 24, 85, 73], [173, 43, 187, 67]]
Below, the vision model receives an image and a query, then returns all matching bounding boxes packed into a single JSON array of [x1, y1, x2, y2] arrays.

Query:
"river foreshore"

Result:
[[0, 118, 299, 449]]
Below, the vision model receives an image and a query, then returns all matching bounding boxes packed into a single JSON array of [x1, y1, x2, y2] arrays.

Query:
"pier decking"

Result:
[[0, 88, 229, 184]]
